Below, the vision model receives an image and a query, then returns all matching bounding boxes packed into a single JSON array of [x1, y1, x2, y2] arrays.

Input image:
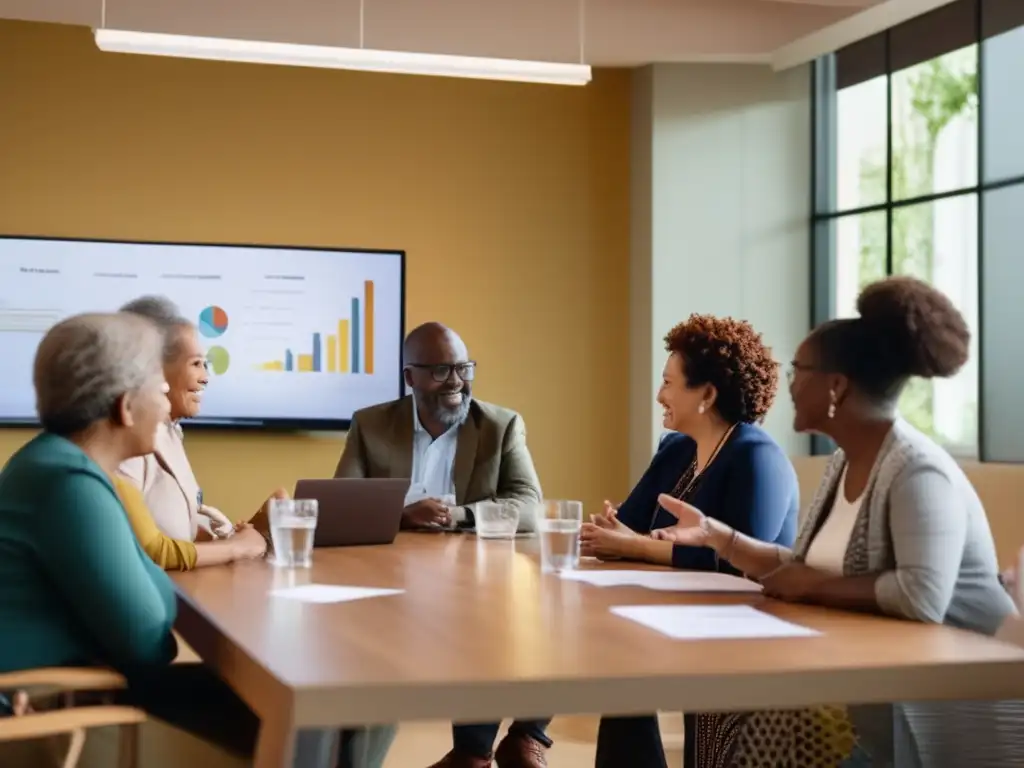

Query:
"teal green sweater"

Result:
[[0, 433, 178, 674]]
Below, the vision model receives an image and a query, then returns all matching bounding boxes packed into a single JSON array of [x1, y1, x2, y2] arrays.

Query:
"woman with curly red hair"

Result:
[[654, 277, 1015, 767], [580, 313, 798, 568], [583, 313, 799, 768]]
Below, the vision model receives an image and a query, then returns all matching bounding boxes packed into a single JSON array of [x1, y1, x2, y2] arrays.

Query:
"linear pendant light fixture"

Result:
[[94, 0, 592, 86]]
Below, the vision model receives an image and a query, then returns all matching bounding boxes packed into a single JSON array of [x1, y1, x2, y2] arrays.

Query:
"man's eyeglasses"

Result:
[[405, 362, 477, 383]]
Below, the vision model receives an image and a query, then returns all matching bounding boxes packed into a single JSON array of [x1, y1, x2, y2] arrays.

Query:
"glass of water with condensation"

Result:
[[538, 500, 583, 573], [475, 501, 519, 539], [269, 498, 318, 568]]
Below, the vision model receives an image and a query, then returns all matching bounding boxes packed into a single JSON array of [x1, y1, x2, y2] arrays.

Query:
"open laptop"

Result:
[[293, 478, 408, 547]]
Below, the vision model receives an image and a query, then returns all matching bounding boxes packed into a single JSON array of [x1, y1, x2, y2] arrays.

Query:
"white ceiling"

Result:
[[0, 0, 879, 66]]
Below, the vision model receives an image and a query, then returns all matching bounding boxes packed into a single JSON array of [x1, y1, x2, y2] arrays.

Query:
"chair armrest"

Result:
[[0, 706, 145, 742], [0, 668, 126, 695]]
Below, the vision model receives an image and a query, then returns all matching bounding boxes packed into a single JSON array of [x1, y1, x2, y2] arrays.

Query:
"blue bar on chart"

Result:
[[312, 333, 322, 373], [351, 297, 361, 374], [256, 285, 374, 374]]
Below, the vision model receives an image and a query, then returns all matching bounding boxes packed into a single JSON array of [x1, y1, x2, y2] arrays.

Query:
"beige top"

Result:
[[804, 466, 862, 574], [118, 421, 201, 541]]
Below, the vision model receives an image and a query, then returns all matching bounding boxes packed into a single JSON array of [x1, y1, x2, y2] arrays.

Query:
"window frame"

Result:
[[809, 0, 1024, 460]]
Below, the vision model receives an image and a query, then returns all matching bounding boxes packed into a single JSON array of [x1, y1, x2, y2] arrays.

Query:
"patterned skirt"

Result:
[[693, 706, 858, 768]]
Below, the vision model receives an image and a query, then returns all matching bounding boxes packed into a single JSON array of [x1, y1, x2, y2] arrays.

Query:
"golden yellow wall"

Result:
[[0, 20, 631, 516]]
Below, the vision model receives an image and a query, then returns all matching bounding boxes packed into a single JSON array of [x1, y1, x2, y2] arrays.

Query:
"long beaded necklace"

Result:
[[647, 424, 737, 535]]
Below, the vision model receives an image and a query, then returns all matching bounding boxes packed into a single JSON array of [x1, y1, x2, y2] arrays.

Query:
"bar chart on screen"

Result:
[[0, 236, 403, 427], [255, 280, 376, 375]]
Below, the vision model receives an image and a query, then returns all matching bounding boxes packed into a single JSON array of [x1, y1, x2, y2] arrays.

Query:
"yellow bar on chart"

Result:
[[258, 361, 284, 371], [364, 280, 374, 374], [297, 354, 314, 372], [326, 335, 337, 373], [338, 320, 350, 373]]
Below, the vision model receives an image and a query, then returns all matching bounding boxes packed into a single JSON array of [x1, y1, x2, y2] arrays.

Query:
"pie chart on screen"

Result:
[[206, 346, 230, 375], [198, 305, 228, 338]]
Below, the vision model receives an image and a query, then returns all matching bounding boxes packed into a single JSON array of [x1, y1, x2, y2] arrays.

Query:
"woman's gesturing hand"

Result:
[[591, 500, 631, 533], [580, 523, 637, 560], [199, 504, 235, 538], [580, 500, 639, 559], [648, 494, 712, 547]]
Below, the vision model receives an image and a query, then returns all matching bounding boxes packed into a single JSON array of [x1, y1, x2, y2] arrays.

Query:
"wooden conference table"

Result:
[[172, 534, 1024, 768]]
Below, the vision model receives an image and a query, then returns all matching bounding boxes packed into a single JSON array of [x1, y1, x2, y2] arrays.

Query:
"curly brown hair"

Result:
[[814, 276, 969, 402], [664, 314, 779, 424]]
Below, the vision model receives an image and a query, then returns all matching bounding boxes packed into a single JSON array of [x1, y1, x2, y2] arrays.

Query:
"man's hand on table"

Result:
[[403, 498, 453, 529]]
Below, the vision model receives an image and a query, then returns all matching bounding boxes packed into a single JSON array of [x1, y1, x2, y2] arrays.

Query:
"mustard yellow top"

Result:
[[113, 476, 198, 571]]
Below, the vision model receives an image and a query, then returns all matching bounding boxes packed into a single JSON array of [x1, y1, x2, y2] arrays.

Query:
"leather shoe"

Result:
[[426, 749, 493, 768], [494, 732, 548, 768]]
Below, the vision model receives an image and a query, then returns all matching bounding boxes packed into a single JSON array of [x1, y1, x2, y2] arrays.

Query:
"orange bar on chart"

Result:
[[364, 280, 374, 374], [326, 335, 337, 373], [338, 320, 350, 373], [297, 354, 314, 372], [258, 361, 284, 371]]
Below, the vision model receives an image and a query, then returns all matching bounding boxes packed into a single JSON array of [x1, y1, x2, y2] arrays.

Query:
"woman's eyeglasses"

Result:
[[786, 361, 819, 385]]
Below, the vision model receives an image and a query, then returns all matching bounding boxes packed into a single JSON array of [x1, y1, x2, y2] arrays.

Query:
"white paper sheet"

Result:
[[269, 584, 404, 604], [610, 604, 821, 640], [560, 569, 762, 593]]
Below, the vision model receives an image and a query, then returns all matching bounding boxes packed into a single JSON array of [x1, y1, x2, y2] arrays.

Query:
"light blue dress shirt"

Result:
[[405, 403, 472, 524]]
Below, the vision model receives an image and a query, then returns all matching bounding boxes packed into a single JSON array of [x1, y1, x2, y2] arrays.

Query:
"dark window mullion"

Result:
[[976, 0, 987, 458], [885, 29, 894, 276], [810, 57, 839, 457]]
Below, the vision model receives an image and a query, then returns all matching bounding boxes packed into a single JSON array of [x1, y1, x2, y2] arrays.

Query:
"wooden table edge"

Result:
[[173, 588, 294, 721], [288, 657, 1024, 727]]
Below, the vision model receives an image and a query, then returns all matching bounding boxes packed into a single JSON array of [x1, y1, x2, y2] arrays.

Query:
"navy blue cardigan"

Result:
[[616, 423, 798, 572]]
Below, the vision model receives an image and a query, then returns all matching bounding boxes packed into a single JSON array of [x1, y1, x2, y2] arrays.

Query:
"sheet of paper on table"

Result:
[[611, 604, 821, 640], [269, 584, 404, 604], [560, 569, 762, 593]]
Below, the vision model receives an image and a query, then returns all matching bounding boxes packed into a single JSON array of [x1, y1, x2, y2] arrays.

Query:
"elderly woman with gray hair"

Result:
[[0, 312, 332, 764]]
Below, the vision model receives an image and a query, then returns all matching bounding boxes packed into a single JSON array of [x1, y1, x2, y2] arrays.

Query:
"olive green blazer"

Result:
[[334, 396, 542, 509]]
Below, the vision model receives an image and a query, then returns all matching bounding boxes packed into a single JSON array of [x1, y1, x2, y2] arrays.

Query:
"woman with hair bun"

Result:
[[653, 277, 1015, 767]]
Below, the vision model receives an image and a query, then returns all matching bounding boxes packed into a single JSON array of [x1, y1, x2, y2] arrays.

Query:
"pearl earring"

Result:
[[827, 390, 837, 419], [697, 403, 706, 415]]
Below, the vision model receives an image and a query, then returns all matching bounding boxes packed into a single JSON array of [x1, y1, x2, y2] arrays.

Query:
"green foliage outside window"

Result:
[[853, 48, 978, 442]]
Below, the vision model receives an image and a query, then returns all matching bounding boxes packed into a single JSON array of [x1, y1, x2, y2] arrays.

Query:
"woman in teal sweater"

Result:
[[0, 312, 332, 764], [0, 312, 179, 677]]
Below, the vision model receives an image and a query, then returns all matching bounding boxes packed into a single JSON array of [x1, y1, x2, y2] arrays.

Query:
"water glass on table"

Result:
[[475, 501, 519, 539], [269, 498, 318, 568], [538, 499, 583, 573]]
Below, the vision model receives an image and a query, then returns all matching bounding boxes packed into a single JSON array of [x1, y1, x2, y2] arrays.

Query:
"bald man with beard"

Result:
[[334, 322, 550, 768]]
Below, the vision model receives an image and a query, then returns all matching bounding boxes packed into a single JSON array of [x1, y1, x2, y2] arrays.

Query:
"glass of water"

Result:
[[538, 499, 583, 573], [269, 498, 318, 568], [475, 501, 519, 539]]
